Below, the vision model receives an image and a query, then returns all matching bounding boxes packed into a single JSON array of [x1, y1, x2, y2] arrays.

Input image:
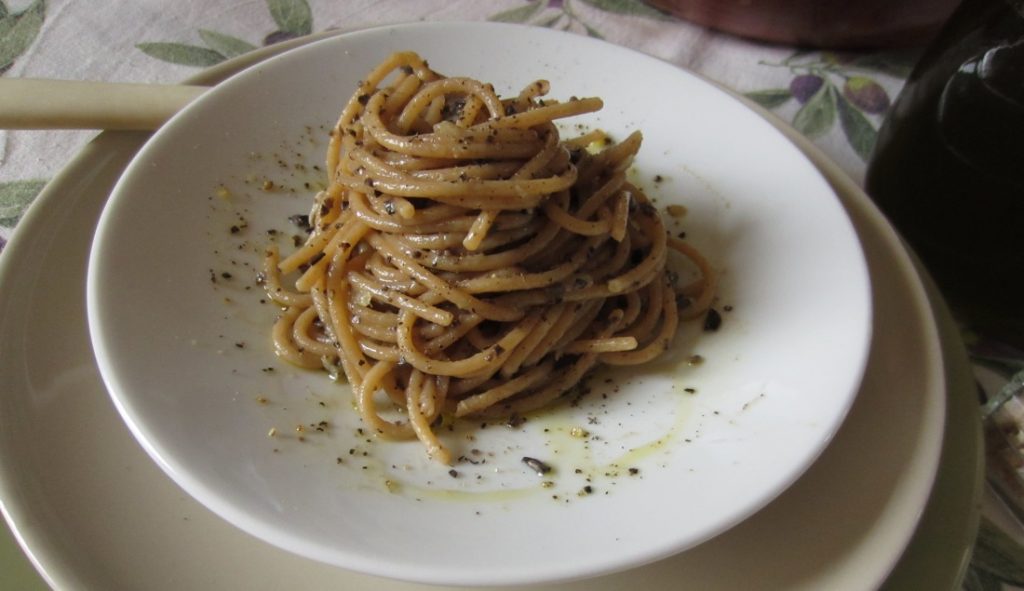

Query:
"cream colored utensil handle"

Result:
[[0, 79, 208, 130]]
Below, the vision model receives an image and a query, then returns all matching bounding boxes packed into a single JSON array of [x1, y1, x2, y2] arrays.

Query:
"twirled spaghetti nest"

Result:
[[263, 52, 715, 464]]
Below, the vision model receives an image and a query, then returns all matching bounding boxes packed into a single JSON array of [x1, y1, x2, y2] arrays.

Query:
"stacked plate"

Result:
[[0, 23, 981, 590]]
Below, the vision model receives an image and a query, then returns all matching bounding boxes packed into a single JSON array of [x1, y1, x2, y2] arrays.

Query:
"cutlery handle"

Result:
[[0, 79, 207, 130]]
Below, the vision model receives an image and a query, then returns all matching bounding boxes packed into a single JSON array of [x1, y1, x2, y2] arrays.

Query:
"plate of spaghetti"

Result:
[[87, 22, 872, 586]]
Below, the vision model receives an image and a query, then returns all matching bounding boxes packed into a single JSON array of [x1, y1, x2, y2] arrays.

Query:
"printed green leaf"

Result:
[[537, 12, 564, 28], [850, 49, 921, 78], [964, 565, 1010, 591], [0, 0, 44, 72], [974, 354, 1024, 377], [489, 1, 545, 23], [744, 88, 792, 109], [0, 14, 14, 41], [198, 29, 256, 58], [962, 567, 984, 591], [137, 42, 225, 67], [782, 49, 817, 65], [0, 2, 8, 19], [971, 516, 1024, 585], [0, 179, 46, 227], [836, 91, 877, 161], [575, 0, 669, 19], [792, 83, 836, 139], [582, 21, 604, 39], [267, 0, 312, 36]]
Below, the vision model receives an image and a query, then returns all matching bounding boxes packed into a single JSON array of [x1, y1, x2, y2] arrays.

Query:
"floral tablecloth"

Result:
[[1, 1, 1022, 589]]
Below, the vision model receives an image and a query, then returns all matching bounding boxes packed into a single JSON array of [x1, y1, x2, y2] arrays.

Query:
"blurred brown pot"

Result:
[[646, 0, 962, 48]]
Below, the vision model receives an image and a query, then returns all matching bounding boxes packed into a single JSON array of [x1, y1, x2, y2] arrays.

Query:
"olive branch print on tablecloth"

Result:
[[0, 179, 47, 252], [963, 516, 1024, 591], [137, 0, 312, 66], [0, 179, 46, 228], [0, 0, 44, 74], [0, 0, 47, 253], [489, 0, 668, 39], [745, 50, 917, 161]]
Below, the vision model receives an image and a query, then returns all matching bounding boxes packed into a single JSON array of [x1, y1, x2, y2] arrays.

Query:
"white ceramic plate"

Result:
[[1, 30, 971, 591], [84, 23, 871, 585]]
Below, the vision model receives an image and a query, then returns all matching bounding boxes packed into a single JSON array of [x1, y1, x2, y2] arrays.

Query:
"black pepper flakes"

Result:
[[288, 214, 311, 231], [522, 457, 552, 476], [505, 414, 526, 429], [703, 308, 722, 332]]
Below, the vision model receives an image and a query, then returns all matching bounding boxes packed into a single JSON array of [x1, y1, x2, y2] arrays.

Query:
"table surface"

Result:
[[1, 1, 1022, 589]]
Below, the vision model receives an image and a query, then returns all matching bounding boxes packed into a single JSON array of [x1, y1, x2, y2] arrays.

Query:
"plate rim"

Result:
[[761, 110, 969, 587]]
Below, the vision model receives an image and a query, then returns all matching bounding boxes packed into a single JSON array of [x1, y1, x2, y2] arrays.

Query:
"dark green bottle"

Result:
[[865, 0, 1024, 349]]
